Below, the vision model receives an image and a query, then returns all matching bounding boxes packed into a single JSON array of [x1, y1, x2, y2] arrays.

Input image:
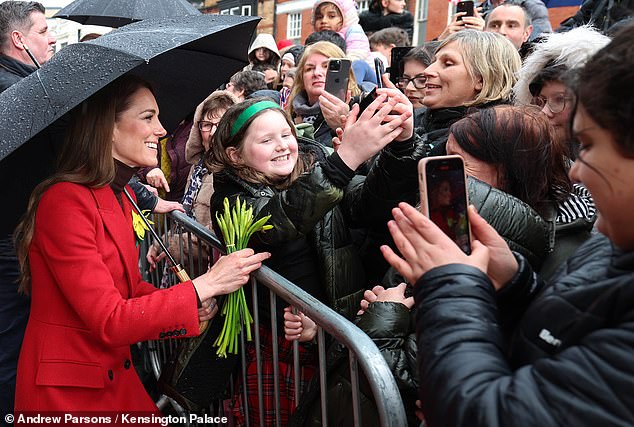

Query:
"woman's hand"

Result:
[[283, 306, 317, 342], [380, 202, 490, 285], [153, 197, 185, 214], [198, 297, 218, 322], [319, 89, 351, 131], [192, 249, 271, 301], [357, 283, 414, 315], [437, 10, 485, 40], [146, 168, 170, 192], [376, 86, 414, 141], [336, 94, 411, 170], [467, 205, 518, 290]]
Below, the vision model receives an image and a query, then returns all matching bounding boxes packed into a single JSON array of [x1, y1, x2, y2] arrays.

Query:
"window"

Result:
[[287, 12, 302, 40], [241, 5, 252, 15], [357, 0, 369, 12], [230, 6, 239, 14], [220, 9, 229, 14]]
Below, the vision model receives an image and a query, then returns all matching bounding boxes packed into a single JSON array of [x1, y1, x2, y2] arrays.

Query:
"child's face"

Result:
[[283, 75, 295, 89], [280, 58, 294, 79], [255, 47, 270, 62], [230, 110, 299, 181], [382, 0, 406, 14], [370, 42, 393, 65], [314, 3, 343, 32]]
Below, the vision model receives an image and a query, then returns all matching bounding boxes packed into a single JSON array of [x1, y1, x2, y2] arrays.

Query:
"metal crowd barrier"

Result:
[[138, 210, 407, 427]]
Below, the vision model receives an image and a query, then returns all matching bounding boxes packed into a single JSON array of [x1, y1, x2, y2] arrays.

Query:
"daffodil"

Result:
[[132, 209, 154, 245]]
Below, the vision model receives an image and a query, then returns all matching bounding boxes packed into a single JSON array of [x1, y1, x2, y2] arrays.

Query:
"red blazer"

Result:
[[15, 182, 200, 412]]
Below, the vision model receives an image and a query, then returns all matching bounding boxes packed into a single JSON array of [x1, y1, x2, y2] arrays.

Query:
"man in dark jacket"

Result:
[[0, 1, 55, 93]]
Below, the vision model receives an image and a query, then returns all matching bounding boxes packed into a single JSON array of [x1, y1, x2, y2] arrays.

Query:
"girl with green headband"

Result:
[[206, 91, 415, 426]]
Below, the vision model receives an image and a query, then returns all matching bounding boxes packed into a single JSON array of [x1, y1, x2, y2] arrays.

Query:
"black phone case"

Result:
[[456, 1, 474, 20]]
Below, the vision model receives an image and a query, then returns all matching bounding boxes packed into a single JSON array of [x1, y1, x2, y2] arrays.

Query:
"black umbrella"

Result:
[[54, 0, 201, 28], [0, 14, 259, 162]]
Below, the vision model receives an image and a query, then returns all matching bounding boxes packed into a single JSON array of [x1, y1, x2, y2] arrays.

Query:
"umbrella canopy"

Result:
[[0, 14, 259, 162], [54, 0, 201, 28]]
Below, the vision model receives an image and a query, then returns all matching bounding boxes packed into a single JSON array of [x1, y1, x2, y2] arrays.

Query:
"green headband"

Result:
[[230, 100, 282, 137]]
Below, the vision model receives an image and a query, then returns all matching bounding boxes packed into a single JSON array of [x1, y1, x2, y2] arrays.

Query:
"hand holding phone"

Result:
[[418, 156, 472, 254], [325, 58, 351, 102]]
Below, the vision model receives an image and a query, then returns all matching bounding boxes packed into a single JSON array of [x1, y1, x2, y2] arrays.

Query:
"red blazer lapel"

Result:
[[90, 186, 138, 296]]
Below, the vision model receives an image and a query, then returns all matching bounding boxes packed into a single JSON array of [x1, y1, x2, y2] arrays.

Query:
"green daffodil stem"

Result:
[[213, 196, 272, 357]]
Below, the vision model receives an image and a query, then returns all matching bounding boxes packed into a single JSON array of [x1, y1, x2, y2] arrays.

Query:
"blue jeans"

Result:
[[0, 237, 29, 426]]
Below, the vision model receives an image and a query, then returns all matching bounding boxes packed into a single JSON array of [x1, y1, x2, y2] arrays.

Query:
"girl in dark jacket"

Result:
[[359, 0, 414, 42], [207, 92, 414, 426], [382, 23, 634, 427]]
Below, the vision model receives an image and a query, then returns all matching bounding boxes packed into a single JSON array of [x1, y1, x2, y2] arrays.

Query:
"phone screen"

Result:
[[420, 156, 471, 254], [389, 46, 414, 86]]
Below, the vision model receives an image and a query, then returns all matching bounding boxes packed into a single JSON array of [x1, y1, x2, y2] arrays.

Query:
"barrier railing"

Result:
[[139, 210, 407, 427]]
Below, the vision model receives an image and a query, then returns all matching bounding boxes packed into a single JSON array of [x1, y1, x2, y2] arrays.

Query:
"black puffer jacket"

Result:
[[292, 178, 554, 427], [359, 10, 414, 41], [414, 233, 634, 427]]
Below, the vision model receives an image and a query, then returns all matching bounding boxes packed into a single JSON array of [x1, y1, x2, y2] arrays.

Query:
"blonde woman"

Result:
[[287, 41, 361, 147], [417, 30, 521, 155]]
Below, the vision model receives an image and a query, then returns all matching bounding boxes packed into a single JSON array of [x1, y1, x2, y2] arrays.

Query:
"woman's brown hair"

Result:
[[206, 97, 311, 189], [449, 105, 572, 216], [14, 75, 153, 294]]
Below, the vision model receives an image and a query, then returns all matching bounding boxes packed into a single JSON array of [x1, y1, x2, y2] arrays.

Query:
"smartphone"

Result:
[[456, 0, 474, 20], [325, 58, 351, 102], [358, 87, 378, 115], [374, 57, 385, 89], [389, 46, 413, 86], [418, 156, 472, 254]]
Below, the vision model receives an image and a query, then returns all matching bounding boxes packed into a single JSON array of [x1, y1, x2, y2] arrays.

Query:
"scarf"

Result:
[[291, 91, 322, 124]]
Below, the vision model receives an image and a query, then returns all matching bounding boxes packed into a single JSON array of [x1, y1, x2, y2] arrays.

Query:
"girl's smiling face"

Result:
[[227, 110, 299, 181]]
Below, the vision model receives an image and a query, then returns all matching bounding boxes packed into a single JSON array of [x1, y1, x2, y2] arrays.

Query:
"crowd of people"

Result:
[[2, 0, 634, 426]]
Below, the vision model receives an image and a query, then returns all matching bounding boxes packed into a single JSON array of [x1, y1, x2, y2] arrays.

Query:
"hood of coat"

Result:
[[185, 90, 240, 165], [513, 26, 610, 105], [248, 33, 281, 61], [312, 0, 360, 35]]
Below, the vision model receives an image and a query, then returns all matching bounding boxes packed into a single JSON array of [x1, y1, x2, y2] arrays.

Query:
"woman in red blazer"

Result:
[[13, 76, 270, 412]]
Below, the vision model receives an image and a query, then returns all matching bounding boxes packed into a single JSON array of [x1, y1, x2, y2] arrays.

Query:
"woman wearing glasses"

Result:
[[514, 26, 610, 159], [397, 45, 434, 112], [513, 26, 610, 277]]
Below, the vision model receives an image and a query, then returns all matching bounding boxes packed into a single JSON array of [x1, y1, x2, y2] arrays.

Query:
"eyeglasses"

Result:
[[397, 74, 426, 89], [532, 94, 574, 114], [198, 121, 219, 132]]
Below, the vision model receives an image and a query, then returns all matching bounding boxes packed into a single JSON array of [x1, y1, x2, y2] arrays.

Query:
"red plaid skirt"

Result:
[[231, 325, 317, 426]]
